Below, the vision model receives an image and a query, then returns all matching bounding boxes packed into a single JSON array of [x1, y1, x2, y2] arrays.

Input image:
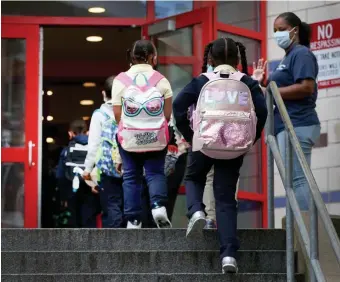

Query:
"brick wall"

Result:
[[266, 0, 340, 227]]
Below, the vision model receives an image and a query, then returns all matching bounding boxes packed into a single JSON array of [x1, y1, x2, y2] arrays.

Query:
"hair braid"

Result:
[[202, 42, 213, 73], [236, 42, 248, 75]]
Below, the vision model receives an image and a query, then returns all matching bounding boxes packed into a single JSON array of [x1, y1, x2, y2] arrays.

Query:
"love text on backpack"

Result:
[[192, 72, 257, 159]]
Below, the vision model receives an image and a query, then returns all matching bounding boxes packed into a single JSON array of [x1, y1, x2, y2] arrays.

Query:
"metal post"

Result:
[[285, 132, 294, 282], [265, 89, 275, 229], [310, 195, 318, 282]]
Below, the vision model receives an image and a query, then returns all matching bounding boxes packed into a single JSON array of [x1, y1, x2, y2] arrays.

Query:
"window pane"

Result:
[[217, 31, 261, 67], [238, 200, 262, 228], [158, 64, 192, 98], [156, 27, 193, 57], [1, 1, 146, 18], [217, 0, 260, 32], [1, 39, 26, 148], [1, 163, 25, 228], [239, 140, 262, 193], [155, 0, 192, 19]]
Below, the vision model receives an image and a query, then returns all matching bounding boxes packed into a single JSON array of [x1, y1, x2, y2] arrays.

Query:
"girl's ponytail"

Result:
[[202, 42, 213, 73], [299, 22, 311, 48], [236, 42, 249, 75]]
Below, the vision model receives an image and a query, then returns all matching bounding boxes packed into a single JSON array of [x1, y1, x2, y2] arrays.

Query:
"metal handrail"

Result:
[[265, 81, 340, 282]]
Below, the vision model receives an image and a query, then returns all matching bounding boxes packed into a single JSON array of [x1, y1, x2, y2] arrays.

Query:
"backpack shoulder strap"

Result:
[[148, 71, 164, 87], [229, 72, 246, 81], [116, 72, 133, 87], [94, 109, 111, 121], [201, 72, 219, 80]]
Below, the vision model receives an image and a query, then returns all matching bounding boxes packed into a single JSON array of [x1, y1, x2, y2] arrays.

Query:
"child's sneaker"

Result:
[[151, 206, 172, 228], [186, 211, 206, 237], [204, 219, 217, 229], [127, 220, 142, 229], [222, 256, 238, 274]]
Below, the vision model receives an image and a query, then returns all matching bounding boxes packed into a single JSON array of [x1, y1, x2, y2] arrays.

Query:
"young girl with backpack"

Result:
[[173, 38, 268, 273], [111, 40, 173, 229], [83, 76, 124, 228]]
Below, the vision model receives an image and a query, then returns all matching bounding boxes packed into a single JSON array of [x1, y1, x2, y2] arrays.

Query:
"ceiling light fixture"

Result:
[[47, 90, 53, 96], [80, 100, 94, 106], [46, 137, 55, 144], [83, 82, 96, 88], [86, 36, 103, 42], [47, 115, 54, 121], [88, 7, 106, 14], [82, 116, 90, 121]]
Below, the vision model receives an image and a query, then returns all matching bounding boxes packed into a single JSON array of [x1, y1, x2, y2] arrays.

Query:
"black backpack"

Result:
[[64, 140, 88, 181]]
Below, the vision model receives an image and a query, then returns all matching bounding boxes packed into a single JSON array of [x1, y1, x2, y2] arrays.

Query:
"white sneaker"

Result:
[[222, 256, 238, 274], [127, 220, 142, 229], [186, 211, 206, 237], [152, 206, 172, 228]]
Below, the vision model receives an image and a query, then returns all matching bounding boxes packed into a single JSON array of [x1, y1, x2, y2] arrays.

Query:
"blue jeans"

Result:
[[277, 125, 321, 211], [185, 149, 243, 259], [99, 174, 123, 228], [118, 146, 168, 222]]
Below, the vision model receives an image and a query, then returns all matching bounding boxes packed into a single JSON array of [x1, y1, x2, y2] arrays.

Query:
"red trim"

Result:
[[146, 0, 155, 21], [237, 191, 265, 202], [178, 185, 186, 195], [1, 149, 26, 163], [96, 214, 102, 228], [2, 15, 146, 26], [158, 56, 196, 65], [2, 24, 40, 228], [216, 22, 263, 41]]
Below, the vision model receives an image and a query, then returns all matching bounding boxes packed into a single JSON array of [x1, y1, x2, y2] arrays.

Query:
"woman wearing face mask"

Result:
[[255, 12, 320, 211]]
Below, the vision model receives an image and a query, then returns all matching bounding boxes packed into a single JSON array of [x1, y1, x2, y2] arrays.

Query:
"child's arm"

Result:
[[111, 78, 125, 123], [157, 77, 173, 122], [84, 111, 102, 173], [173, 76, 208, 143]]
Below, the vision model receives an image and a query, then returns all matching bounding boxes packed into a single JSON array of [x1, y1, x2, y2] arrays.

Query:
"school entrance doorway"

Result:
[[1, 1, 267, 228]]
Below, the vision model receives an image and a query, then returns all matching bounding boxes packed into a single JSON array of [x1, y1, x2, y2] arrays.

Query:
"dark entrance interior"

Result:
[[41, 26, 140, 227]]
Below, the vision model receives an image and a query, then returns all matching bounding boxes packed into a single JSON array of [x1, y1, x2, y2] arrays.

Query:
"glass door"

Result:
[[142, 7, 213, 99], [1, 24, 40, 228]]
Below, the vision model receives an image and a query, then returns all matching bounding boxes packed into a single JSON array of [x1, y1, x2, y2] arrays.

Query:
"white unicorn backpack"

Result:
[[116, 71, 169, 152], [192, 71, 257, 159]]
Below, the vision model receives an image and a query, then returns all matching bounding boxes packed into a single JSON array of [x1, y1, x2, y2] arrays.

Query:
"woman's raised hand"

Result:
[[252, 58, 267, 83]]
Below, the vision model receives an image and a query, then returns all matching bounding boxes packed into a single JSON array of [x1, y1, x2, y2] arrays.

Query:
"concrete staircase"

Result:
[[1, 229, 303, 281]]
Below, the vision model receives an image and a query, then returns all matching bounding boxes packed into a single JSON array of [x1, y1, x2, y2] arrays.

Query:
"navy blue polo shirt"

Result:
[[269, 44, 320, 135]]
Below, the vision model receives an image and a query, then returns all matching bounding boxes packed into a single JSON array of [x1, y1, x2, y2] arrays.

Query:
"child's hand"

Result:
[[83, 171, 91, 180], [252, 58, 267, 83], [115, 163, 122, 175], [91, 186, 99, 194]]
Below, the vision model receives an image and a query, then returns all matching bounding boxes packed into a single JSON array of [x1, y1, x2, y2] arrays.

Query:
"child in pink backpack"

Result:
[[111, 40, 173, 229], [173, 38, 268, 273]]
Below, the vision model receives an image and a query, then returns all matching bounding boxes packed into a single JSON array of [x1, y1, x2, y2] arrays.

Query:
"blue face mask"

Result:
[[207, 64, 214, 73], [274, 28, 296, 50]]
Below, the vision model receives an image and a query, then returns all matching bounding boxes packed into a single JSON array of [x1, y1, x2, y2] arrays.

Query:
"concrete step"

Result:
[[1, 273, 304, 282], [2, 250, 287, 274], [1, 228, 286, 251]]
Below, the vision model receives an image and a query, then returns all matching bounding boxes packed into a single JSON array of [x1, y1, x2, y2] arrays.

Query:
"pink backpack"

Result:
[[116, 71, 169, 152], [192, 71, 257, 159]]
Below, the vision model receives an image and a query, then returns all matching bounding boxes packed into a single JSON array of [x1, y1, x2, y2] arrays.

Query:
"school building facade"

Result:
[[1, 0, 339, 228]]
